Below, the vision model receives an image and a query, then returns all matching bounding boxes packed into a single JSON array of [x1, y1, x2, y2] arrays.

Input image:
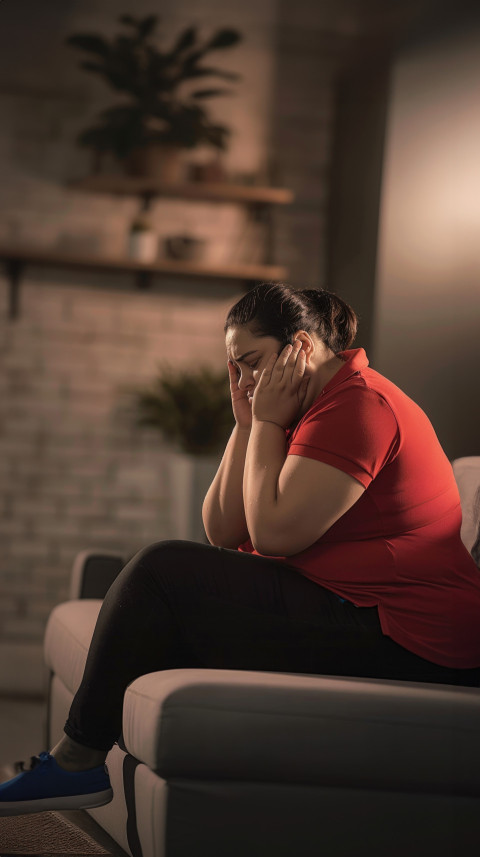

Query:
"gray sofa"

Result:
[[44, 457, 480, 857]]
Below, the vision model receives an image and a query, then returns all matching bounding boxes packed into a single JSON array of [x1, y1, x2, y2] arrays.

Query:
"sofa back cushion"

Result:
[[453, 457, 480, 565]]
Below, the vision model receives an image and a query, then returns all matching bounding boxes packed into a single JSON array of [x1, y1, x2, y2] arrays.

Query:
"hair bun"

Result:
[[299, 289, 357, 352]]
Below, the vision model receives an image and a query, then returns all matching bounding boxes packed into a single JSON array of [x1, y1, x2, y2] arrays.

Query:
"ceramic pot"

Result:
[[125, 144, 185, 183], [164, 235, 206, 262]]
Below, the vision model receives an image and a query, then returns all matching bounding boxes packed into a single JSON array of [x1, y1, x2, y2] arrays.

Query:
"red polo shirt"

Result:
[[240, 348, 480, 669]]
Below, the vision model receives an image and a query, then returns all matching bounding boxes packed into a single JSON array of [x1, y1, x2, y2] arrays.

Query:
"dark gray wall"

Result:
[[373, 6, 480, 458]]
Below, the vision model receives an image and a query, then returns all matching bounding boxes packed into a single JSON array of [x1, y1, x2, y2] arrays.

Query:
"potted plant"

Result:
[[132, 365, 233, 455], [131, 365, 234, 541], [66, 14, 242, 181]]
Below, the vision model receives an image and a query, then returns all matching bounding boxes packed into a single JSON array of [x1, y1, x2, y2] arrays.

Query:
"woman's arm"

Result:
[[243, 342, 364, 556], [202, 424, 250, 548], [202, 362, 252, 548], [243, 422, 364, 556]]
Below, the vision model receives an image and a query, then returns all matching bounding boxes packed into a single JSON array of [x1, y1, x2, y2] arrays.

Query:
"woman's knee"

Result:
[[105, 540, 193, 603], [119, 540, 215, 592], [131, 539, 204, 570]]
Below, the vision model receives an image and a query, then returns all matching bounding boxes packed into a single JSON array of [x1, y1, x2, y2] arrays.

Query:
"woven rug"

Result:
[[0, 811, 111, 856]]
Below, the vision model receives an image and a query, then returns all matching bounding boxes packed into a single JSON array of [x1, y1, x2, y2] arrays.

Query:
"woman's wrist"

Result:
[[252, 417, 285, 431], [235, 423, 251, 436]]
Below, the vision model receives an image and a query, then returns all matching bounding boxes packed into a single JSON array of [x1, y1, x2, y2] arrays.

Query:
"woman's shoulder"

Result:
[[303, 375, 398, 424]]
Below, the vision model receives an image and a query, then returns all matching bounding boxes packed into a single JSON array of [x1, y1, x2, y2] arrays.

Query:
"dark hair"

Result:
[[224, 283, 357, 354]]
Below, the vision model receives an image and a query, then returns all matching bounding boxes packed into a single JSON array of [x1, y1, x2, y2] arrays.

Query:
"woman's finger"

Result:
[[257, 352, 277, 387], [284, 341, 303, 384], [292, 345, 306, 381], [227, 360, 239, 388], [272, 344, 293, 379]]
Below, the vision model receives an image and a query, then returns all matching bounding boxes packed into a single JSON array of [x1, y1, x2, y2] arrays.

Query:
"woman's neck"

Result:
[[297, 351, 345, 421]]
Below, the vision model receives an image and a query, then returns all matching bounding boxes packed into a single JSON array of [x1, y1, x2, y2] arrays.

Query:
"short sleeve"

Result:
[[288, 387, 399, 488]]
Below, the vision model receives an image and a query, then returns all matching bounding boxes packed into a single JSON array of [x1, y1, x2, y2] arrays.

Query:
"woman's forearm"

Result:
[[243, 420, 287, 555], [202, 424, 251, 548]]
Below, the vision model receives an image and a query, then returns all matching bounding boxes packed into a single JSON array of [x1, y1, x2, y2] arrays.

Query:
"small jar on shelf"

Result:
[[127, 213, 158, 263]]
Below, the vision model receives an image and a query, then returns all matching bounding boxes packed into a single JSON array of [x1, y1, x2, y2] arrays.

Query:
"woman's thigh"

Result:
[[133, 539, 374, 626], [128, 540, 383, 675]]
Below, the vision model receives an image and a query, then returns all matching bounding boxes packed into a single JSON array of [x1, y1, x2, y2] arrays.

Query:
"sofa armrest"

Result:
[[69, 550, 126, 600], [122, 668, 480, 796]]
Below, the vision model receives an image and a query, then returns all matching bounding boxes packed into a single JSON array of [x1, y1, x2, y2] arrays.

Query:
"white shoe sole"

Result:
[[0, 787, 113, 816]]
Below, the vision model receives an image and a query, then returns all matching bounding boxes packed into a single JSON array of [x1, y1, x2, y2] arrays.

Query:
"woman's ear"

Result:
[[293, 330, 314, 362]]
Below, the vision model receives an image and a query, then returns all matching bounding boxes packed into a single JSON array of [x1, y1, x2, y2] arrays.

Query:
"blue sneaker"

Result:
[[0, 752, 113, 816]]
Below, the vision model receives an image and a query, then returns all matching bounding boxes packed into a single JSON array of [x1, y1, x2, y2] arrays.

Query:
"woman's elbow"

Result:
[[203, 519, 248, 550], [251, 530, 296, 558], [251, 525, 326, 558]]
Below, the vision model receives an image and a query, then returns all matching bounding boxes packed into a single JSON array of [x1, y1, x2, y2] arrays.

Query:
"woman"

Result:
[[1, 283, 480, 815]]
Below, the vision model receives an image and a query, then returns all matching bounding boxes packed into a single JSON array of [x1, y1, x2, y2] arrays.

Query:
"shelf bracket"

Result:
[[5, 258, 23, 320], [135, 269, 153, 290]]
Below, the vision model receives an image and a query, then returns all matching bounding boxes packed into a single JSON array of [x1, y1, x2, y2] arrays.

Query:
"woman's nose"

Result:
[[238, 369, 254, 391]]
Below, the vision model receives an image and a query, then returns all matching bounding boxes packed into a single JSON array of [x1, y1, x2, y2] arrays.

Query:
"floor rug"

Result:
[[0, 811, 111, 856]]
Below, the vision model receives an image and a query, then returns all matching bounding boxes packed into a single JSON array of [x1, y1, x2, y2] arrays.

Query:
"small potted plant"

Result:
[[131, 365, 234, 541], [132, 364, 233, 455], [66, 14, 243, 182]]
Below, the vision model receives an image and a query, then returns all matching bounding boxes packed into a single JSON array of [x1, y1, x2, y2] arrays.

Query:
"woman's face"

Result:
[[225, 325, 285, 399]]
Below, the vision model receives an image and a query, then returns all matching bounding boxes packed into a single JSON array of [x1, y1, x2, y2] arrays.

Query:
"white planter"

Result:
[[169, 452, 219, 543]]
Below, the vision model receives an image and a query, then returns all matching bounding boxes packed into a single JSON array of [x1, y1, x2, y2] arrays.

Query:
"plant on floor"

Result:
[[131, 365, 234, 456], [66, 14, 243, 163]]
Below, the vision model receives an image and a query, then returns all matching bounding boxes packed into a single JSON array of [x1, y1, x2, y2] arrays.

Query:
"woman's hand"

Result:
[[252, 341, 309, 429], [227, 360, 252, 430]]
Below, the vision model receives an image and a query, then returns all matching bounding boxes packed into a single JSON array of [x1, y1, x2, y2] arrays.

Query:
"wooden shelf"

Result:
[[1, 178, 293, 319], [70, 175, 294, 206], [0, 245, 288, 320]]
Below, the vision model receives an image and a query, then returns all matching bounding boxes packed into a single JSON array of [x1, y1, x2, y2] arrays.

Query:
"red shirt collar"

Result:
[[320, 347, 369, 396], [286, 348, 369, 441]]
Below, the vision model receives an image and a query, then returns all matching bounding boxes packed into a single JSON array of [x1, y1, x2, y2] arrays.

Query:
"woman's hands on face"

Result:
[[252, 341, 310, 429], [227, 360, 252, 430]]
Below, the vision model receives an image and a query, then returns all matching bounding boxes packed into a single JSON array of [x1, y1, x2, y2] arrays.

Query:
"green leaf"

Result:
[[66, 34, 110, 58], [191, 88, 235, 99], [169, 26, 197, 57], [204, 29, 242, 50], [79, 61, 108, 76], [203, 123, 230, 150], [139, 15, 158, 41], [118, 15, 138, 28], [180, 66, 241, 81], [99, 104, 142, 121]]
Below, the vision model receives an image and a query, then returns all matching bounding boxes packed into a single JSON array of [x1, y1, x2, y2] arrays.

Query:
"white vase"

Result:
[[128, 229, 158, 263], [169, 452, 219, 543]]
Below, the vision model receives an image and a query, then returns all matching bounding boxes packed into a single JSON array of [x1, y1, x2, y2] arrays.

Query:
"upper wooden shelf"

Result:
[[70, 175, 294, 206]]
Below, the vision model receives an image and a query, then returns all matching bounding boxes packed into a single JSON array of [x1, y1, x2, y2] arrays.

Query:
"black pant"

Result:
[[65, 540, 480, 751]]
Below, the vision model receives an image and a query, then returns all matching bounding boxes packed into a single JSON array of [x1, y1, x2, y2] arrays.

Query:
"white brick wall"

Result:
[[0, 274, 237, 688], [0, 0, 339, 692]]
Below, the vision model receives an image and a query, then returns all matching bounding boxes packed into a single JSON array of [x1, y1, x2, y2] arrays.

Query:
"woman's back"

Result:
[[279, 348, 480, 667]]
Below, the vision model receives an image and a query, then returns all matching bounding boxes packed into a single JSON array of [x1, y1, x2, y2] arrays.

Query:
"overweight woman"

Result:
[[2, 283, 480, 815]]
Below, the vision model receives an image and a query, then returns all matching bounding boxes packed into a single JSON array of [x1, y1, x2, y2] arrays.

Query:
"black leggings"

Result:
[[65, 540, 480, 751]]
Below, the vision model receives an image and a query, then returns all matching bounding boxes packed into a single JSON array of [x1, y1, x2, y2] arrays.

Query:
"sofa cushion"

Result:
[[44, 600, 102, 694], [123, 668, 480, 795]]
